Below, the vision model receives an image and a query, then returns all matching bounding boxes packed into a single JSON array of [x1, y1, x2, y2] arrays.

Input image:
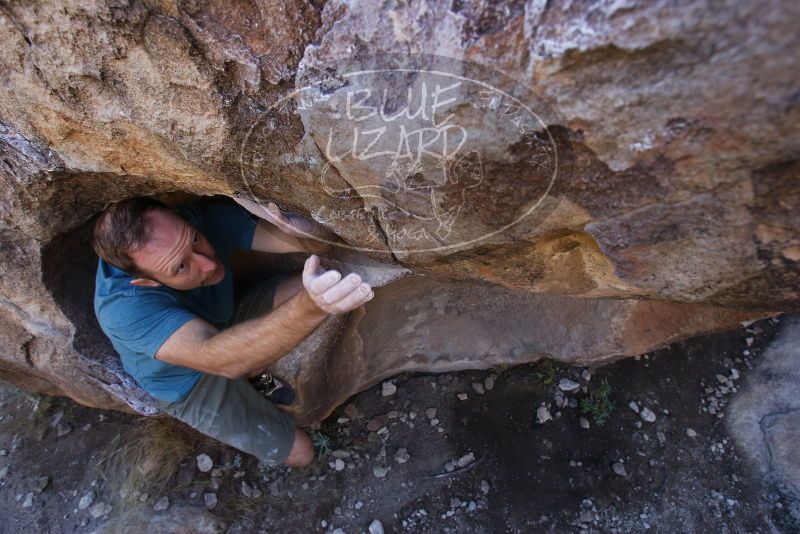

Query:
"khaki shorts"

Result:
[[156, 276, 295, 467]]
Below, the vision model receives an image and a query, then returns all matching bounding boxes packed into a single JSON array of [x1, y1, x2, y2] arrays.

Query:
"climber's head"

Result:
[[92, 197, 224, 291]]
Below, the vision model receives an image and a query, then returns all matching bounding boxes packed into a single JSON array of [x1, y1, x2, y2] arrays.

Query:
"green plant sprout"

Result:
[[311, 430, 334, 456], [580, 378, 615, 426], [534, 359, 558, 385]]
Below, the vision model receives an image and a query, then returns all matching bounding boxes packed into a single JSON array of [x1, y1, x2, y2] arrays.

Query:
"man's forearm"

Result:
[[198, 291, 329, 379]]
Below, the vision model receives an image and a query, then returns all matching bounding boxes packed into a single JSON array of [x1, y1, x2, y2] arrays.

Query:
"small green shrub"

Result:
[[580, 378, 615, 426], [311, 430, 334, 456], [534, 359, 558, 385]]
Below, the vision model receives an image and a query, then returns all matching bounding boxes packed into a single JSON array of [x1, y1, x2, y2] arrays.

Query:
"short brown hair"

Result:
[[92, 197, 172, 276]]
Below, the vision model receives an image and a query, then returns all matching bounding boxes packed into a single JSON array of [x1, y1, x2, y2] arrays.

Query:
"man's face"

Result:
[[128, 208, 225, 291]]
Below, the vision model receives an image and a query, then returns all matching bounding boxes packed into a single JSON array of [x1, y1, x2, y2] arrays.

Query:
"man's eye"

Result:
[[177, 262, 186, 274]]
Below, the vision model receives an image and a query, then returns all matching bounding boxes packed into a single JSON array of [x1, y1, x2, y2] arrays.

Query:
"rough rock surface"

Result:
[[0, 0, 797, 420], [729, 316, 800, 522]]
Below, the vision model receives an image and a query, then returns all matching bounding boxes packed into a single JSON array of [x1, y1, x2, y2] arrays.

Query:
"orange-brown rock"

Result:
[[0, 0, 796, 420]]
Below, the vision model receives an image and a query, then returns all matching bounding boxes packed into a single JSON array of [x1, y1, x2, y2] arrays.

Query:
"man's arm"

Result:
[[251, 220, 331, 255], [234, 196, 336, 255], [155, 255, 373, 379]]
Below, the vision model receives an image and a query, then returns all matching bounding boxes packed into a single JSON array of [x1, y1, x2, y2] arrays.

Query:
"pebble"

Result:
[[89, 502, 112, 518], [457, 452, 475, 467], [196, 454, 213, 473], [368, 519, 384, 534], [472, 382, 485, 395], [686, 428, 698, 438], [537, 405, 552, 424], [49, 410, 64, 428], [381, 382, 397, 397], [612, 462, 627, 477], [715, 374, 728, 384], [22, 492, 34, 508], [153, 496, 170, 511], [430, 418, 439, 426], [484, 375, 495, 391], [204, 492, 217, 510], [367, 416, 387, 432], [344, 403, 360, 419], [730, 368, 740, 380], [425, 408, 437, 419], [332, 529, 345, 534], [558, 378, 580, 392], [628, 401, 640, 414], [56, 423, 72, 438], [372, 466, 390, 478], [78, 491, 95, 510], [579, 417, 590, 429], [457, 393, 468, 401], [0, 466, 7, 480], [33, 475, 49, 493], [581, 370, 592, 382], [640, 407, 656, 423], [394, 448, 410, 464], [333, 459, 345, 471], [241, 481, 261, 498]]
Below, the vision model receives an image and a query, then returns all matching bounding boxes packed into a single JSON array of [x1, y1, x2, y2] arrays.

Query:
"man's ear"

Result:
[[130, 278, 161, 288]]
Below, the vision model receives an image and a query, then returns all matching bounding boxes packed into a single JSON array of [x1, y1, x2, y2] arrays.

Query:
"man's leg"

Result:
[[157, 372, 314, 467]]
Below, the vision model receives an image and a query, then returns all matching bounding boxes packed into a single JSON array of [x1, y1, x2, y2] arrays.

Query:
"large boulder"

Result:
[[0, 0, 796, 421], [728, 316, 800, 522]]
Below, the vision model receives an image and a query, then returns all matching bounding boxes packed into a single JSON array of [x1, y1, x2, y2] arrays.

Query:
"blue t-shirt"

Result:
[[94, 200, 258, 403]]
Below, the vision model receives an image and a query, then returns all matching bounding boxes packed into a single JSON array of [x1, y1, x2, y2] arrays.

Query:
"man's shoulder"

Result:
[[94, 260, 177, 329]]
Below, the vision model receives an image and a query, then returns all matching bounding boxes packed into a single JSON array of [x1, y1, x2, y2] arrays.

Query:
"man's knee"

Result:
[[283, 428, 314, 467]]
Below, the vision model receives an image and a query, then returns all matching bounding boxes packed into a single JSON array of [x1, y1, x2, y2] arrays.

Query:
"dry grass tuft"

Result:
[[96, 416, 196, 514]]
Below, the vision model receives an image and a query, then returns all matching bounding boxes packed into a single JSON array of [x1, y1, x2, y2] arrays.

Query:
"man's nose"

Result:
[[195, 252, 216, 272]]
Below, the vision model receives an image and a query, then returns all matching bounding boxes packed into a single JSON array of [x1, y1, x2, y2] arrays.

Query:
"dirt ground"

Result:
[[0, 315, 797, 534]]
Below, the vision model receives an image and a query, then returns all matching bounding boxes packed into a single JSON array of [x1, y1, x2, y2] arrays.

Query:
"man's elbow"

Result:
[[218, 365, 247, 381]]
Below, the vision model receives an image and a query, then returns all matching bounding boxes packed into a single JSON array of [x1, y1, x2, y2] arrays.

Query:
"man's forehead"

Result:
[[130, 209, 187, 269]]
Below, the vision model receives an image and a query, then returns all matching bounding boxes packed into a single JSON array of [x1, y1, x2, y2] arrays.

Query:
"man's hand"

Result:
[[302, 254, 374, 314]]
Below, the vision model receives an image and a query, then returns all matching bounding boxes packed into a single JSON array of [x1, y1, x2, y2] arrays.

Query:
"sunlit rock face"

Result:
[[0, 0, 796, 421]]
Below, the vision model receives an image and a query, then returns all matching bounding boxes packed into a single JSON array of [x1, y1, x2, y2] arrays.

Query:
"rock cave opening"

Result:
[[39, 193, 307, 386]]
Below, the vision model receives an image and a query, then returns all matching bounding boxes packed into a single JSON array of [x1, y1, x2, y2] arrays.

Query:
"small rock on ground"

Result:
[[196, 453, 213, 473], [369, 519, 384, 534], [153, 496, 169, 511], [381, 382, 397, 397], [89, 502, 112, 518]]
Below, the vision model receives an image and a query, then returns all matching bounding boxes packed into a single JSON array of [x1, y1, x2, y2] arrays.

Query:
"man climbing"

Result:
[[92, 195, 374, 468]]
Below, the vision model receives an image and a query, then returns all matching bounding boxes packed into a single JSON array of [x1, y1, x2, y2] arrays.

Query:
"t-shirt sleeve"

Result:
[[203, 201, 259, 251], [100, 294, 198, 359]]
